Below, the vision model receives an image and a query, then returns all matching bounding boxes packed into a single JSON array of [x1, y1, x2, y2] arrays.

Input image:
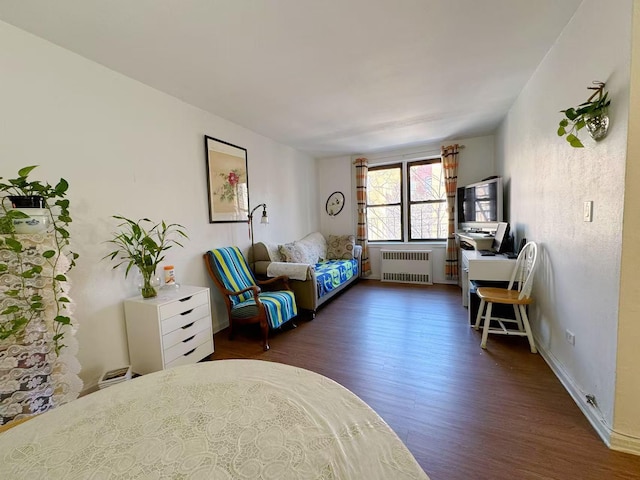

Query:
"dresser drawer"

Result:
[[162, 315, 211, 350], [159, 290, 208, 321], [163, 329, 211, 364], [125, 286, 215, 375], [165, 337, 214, 370], [161, 303, 210, 335]]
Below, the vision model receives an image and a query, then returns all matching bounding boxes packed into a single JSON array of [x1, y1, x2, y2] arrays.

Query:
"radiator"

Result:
[[380, 250, 433, 285]]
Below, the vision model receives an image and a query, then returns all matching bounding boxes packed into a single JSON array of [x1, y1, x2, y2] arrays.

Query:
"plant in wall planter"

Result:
[[104, 216, 188, 299], [0, 165, 68, 235], [557, 81, 611, 148]]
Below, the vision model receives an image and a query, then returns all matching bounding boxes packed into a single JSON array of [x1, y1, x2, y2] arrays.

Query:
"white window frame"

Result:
[[366, 155, 446, 242]]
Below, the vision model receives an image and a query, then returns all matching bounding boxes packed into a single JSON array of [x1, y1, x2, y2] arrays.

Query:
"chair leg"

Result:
[[519, 305, 537, 353], [513, 304, 524, 331], [481, 302, 493, 349], [474, 299, 485, 330], [261, 319, 270, 351]]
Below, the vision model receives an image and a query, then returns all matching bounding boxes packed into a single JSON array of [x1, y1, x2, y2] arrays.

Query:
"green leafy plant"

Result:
[[0, 165, 78, 354], [558, 81, 611, 148], [0, 165, 57, 198], [104, 216, 188, 298]]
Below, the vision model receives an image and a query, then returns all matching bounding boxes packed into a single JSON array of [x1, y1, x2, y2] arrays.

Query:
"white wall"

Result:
[[495, 0, 634, 447], [317, 156, 355, 236], [0, 22, 318, 390], [317, 136, 495, 282]]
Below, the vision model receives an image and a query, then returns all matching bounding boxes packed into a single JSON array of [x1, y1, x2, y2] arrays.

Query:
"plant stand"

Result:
[[0, 234, 82, 425], [0, 316, 55, 423]]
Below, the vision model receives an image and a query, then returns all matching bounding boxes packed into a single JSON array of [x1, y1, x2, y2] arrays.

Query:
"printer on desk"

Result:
[[458, 222, 511, 255], [457, 233, 494, 251]]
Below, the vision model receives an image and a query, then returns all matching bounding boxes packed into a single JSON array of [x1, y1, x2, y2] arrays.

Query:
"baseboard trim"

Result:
[[537, 340, 640, 455], [535, 338, 612, 447]]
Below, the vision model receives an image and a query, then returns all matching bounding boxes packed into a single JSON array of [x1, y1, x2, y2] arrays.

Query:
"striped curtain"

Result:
[[442, 145, 459, 280], [354, 157, 371, 277]]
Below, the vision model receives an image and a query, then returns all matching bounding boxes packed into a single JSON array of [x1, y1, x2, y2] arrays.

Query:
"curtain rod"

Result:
[[353, 144, 464, 164]]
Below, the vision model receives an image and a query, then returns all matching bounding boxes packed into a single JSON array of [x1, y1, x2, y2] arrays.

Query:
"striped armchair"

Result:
[[204, 247, 297, 350]]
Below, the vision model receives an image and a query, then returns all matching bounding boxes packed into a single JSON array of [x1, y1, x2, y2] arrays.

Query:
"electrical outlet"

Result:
[[565, 329, 575, 346], [583, 201, 593, 222]]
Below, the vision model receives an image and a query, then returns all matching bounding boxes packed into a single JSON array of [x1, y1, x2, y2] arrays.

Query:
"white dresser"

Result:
[[124, 285, 215, 375]]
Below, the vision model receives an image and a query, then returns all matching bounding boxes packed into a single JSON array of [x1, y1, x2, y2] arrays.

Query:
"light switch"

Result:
[[583, 201, 593, 222]]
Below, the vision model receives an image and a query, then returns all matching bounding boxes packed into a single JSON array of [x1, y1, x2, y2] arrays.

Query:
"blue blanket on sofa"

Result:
[[315, 259, 358, 298]]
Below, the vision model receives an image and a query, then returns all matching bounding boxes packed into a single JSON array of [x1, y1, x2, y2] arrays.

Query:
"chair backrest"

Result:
[[507, 242, 538, 300], [206, 247, 257, 305]]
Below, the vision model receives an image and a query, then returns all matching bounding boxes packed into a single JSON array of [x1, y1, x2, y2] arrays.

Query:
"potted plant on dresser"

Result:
[[0, 165, 81, 427], [104, 216, 188, 299]]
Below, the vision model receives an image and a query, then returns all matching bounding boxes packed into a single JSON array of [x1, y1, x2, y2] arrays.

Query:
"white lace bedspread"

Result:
[[267, 261, 313, 281], [0, 360, 429, 479]]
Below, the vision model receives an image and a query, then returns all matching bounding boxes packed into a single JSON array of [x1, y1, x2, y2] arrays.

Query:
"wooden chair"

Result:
[[474, 242, 538, 353], [204, 247, 297, 351]]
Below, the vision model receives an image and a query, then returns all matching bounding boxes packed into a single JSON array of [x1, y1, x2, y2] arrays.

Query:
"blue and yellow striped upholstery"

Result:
[[209, 247, 257, 305], [208, 247, 297, 329]]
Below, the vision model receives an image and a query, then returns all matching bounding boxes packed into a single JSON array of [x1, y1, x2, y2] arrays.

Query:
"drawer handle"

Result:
[[183, 335, 195, 343], [179, 296, 193, 303], [181, 322, 195, 329], [183, 348, 196, 356], [180, 309, 194, 316]]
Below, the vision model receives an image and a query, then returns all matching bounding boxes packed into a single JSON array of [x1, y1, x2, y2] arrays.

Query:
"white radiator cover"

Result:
[[380, 250, 433, 285]]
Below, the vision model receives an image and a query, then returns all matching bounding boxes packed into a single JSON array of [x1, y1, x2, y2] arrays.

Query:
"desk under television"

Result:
[[460, 249, 517, 324]]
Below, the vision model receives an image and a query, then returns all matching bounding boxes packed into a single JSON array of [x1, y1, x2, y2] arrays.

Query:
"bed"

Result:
[[0, 359, 429, 479]]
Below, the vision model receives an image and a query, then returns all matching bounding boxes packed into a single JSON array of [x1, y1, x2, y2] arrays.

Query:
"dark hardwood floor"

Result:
[[208, 280, 640, 480]]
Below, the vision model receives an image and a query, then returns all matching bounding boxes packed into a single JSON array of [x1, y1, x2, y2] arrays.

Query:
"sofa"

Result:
[[252, 232, 361, 317]]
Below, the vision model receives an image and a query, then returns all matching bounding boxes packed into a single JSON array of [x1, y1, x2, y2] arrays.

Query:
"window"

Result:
[[408, 159, 447, 240], [367, 158, 446, 242], [367, 164, 402, 241]]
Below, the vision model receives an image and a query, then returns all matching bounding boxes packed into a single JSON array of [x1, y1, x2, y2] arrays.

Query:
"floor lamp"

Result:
[[248, 203, 268, 271]]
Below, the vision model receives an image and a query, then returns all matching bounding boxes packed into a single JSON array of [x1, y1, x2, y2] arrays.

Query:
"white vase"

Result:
[[11, 208, 50, 234]]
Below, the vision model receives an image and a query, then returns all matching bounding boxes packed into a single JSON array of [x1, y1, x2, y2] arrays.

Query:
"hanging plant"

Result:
[[557, 81, 611, 148]]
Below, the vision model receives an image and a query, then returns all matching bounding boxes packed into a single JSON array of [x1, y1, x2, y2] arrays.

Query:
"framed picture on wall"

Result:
[[204, 135, 250, 223]]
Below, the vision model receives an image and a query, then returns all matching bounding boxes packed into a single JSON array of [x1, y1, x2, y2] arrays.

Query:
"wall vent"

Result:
[[380, 250, 433, 285]]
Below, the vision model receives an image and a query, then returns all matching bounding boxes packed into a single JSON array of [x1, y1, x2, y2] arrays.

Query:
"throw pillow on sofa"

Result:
[[263, 242, 284, 262], [326, 234, 356, 260], [278, 242, 317, 264]]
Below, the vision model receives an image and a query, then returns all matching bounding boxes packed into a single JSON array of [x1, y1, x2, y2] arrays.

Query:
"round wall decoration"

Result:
[[325, 191, 345, 216]]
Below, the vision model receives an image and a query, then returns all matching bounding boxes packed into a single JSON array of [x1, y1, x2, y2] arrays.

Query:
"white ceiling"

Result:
[[0, 0, 583, 158]]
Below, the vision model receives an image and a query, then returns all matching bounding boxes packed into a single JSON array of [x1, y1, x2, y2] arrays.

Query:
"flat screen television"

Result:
[[456, 176, 503, 232]]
